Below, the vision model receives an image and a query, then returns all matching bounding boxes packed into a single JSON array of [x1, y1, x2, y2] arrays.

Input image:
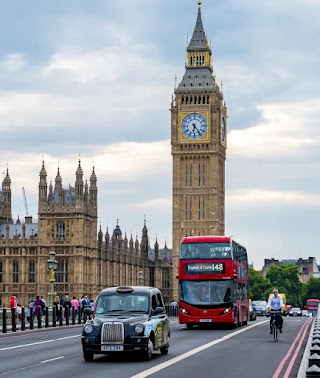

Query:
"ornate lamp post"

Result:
[[138, 270, 144, 286], [47, 250, 58, 307]]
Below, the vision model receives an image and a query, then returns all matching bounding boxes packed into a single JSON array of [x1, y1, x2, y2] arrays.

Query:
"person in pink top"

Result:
[[71, 296, 79, 318]]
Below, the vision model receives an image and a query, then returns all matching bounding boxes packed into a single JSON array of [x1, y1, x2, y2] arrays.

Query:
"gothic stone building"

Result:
[[0, 161, 172, 306], [171, 1, 227, 297]]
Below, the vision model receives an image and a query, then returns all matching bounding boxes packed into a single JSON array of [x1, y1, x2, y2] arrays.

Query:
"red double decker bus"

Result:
[[178, 236, 249, 329], [305, 299, 320, 317]]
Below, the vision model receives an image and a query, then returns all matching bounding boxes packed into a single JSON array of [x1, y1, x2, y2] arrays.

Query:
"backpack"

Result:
[[40, 299, 46, 310]]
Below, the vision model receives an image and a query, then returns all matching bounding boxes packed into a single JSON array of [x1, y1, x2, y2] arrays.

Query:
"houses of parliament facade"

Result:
[[0, 162, 172, 306], [0, 1, 226, 305]]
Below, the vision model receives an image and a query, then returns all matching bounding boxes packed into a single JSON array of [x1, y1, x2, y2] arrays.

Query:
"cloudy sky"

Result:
[[0, 0, 319, 269]]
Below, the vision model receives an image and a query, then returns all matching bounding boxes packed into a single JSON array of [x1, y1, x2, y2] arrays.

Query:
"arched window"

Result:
[[29, 261, 35, 283], [56, 259, 68, 283], [56, 221, 65, 239], [13, 261, 19, 283]]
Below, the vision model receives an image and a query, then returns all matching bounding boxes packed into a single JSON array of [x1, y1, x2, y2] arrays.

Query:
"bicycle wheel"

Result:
[[273, 322, 278, 342]]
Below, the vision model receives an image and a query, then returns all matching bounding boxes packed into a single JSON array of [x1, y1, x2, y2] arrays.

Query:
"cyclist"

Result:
[[267, 288, 284, 334]]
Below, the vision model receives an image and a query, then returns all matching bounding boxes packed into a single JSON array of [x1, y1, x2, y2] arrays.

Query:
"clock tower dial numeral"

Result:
[[181, 113, 207, 139]]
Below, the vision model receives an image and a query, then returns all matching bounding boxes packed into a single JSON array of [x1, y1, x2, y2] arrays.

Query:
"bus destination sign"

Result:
[[186, 263, 225, 274]]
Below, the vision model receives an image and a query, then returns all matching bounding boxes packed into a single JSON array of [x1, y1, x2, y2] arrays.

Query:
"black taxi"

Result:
[[81, 286, 170, 361]]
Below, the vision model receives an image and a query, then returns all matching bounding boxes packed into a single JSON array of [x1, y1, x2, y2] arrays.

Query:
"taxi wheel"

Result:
[[83, 350, 94, 362], [160, 338, 170, 355], [142, 340, 154, 361]]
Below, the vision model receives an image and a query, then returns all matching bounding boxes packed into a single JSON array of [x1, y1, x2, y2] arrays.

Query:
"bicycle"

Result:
[[269, 310, 283, 342]]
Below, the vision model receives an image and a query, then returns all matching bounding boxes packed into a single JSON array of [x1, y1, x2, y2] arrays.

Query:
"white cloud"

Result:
[[0, 53, 26, 72], [228, 188, 320, 207], [228, 98, 320, 158], [129, 197, 171, 211]]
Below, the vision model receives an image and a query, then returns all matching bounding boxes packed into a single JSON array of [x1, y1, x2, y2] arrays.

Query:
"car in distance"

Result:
[[249, 299, 257, 321], [289, 307, 302, 316], [301, 310, 309, 317], [81, 286, 170, 362], [252, 300, 268, 316]]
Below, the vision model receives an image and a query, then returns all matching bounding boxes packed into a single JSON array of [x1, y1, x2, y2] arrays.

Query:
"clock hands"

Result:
[[192, 123, 200, 134]]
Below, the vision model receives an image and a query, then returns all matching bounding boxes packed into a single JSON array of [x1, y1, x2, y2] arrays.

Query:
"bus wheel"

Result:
[[186, 324, 193, 330]]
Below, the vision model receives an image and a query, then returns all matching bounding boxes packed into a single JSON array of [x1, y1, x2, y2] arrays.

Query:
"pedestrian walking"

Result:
[[34, 296, 42, 320], [16, 303, 22, 323], [71, 296, 79, 318], [40, 296, 47, 323], [54, 295, 60, 322], [27, 298, 35, 323]]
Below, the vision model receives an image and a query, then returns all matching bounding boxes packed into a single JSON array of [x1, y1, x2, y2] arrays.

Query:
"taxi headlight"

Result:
[[134, 324, 144, 334], [84, 324, 93, 334]]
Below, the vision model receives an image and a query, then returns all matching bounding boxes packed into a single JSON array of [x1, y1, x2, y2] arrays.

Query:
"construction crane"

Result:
[[22, 187, 29, 216]]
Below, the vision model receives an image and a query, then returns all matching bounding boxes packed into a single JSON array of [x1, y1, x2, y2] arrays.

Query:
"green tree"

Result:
[[301, 277, 320, 305], [266, 264, 303, 307], [249, 268, 270, 300]]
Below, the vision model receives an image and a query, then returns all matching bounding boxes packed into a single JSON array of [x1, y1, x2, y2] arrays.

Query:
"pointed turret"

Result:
[[187, 0, 210, 52], [129, 233, 134, 250], [98, 224, 103, 258], [54, 166, 63, 205], [38, 160, 48, 208], [176, 0, 219, 94], [140, 217, 148, 259], [48, 180, 53, 203], [0, 167, 12, 223], [154, 238, 159, 261], [90, 165, 97, 212], [54, 167, 62, 189], [75, 159, 84, 205]]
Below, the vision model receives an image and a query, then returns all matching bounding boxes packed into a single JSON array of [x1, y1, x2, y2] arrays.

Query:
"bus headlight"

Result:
[[221, 307, 232, 315], [179, 307, 190, 315]]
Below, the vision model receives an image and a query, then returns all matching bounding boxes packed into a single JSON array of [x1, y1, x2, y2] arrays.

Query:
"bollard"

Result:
[[72, 306, 76, 325], [2, 308, 7, 333], [45, 307, 49, 328], [29, 307, 34, 330], [11, 307, 16, 332], [78, 307, 82, 324], [37, 309, 42, 329], [59, 307, 63, 326], [21, 307, 25, 331], [65, 305, 69, 326], [52, 306, 56, 327]]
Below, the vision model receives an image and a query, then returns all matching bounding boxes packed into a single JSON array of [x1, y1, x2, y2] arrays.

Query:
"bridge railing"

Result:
[[1, 305, 178, 334]]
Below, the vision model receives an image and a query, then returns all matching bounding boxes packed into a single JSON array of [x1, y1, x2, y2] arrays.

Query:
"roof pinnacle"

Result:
[[198, 0, 201, 9]]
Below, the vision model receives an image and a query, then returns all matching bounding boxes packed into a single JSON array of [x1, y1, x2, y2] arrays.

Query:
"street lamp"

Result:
[[138, 270, 144, 286], [47, 250, 58, 307]]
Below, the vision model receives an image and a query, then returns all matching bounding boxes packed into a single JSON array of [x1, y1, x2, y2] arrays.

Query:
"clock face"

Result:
[[221, 116, 226, 142], [181, 113, 207, 139]]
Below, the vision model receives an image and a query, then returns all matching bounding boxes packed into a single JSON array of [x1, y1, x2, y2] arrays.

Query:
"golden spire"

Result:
[[198, 0, 201, 9]]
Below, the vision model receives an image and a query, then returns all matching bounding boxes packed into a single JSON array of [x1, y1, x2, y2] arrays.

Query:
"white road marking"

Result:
[[41, 356, 65, 364], [0, 354, 80, 376], [0, 335, 80, 351], [130, 320, 269, 378]]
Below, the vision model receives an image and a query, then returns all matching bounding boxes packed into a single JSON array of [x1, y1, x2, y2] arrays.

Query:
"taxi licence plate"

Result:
[[101, 345, 124, 351], [199, 319, 212, 322]]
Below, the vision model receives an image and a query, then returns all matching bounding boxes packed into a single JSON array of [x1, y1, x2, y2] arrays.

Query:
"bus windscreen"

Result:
[[179, 280, 233, 306], [180, 242, 231, 259]]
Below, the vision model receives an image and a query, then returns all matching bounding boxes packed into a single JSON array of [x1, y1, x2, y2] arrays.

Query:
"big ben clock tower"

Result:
[[171, 0, 227, 297]]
